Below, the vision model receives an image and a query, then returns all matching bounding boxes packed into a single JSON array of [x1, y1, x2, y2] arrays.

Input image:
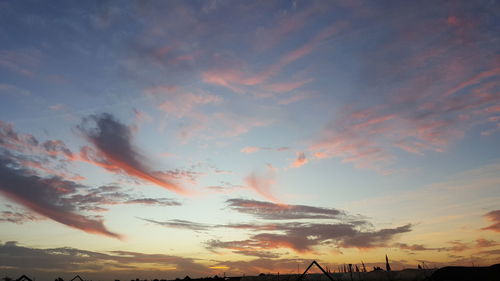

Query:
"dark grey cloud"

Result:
[[209, 221, 412, 253], [78, 113, 187, 195], [0, 241, 210, 280], [202, 199, 414, 255], [0, 154, 122, 239], [0, 209, 39, 224], [478, 249, 500, 256], [66, 185, 182, 212], [226, 198, 345, 220], [394, 243, 445, 251], [140, 218, 209, 231], [206, 240, 281, 258], [0, 120, 180, 236], [124, 198, 181, 206]]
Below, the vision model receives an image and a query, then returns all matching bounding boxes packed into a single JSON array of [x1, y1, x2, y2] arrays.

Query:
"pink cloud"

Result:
[[158, 91, 222, 118], [241, 146, 289, 154], [245, 165, 281, 203], [202, 22, 346, 99], [447, 16, 459, 26], [0, 49, 41, 77], [278, 91, 313, 105], [291, 152, 308, 168], [443, 67, 500, 97], [482, 210, 500, 232], [263, 78, 314, 94], [251, 2, 324, 52], [308, 63, 500, 171], [241, 146, 260, 153]]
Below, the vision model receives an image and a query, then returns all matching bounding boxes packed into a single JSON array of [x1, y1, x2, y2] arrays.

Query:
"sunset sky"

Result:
[[1, 0, 499, 280]]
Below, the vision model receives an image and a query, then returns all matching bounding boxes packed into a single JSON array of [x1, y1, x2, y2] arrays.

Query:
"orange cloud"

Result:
[[482, 210, 500, 232], [245, 165, 281, 203], [291, 152, 308, 168]]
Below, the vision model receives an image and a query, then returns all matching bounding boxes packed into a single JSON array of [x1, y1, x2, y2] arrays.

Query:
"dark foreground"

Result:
[[239, 264, 500, 281], [11, 264, 500, 281]]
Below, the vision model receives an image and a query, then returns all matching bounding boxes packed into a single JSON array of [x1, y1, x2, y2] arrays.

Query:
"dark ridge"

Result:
[[429, 264, 500, 281]]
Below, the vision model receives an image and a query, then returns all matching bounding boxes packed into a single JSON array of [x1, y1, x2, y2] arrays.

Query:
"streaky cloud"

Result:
[[140, 218, 210, 231], [0, 155, 122, 239], [482, 210, 500, 232], [226, 198, 344, 220]]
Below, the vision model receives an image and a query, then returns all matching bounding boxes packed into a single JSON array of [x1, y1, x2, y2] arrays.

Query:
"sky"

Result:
[[0, 0, 499, 280]]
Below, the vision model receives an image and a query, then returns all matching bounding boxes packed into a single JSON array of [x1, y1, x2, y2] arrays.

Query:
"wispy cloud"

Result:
[[140, 218, 210, 231], [305, 7, 500, 172], [202, 21, 346, 99], [241, 146, 289, 154], [0, 83, 30, 96], [291, 152, 308, 168], [0, 206, 40, 224], [244, 165, 281, 203], [482, 210, 500, 232], [226, 199, 344, 220]]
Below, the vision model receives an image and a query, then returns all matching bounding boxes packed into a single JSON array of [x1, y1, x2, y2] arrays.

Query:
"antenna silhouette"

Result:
[[70, 276, 84, 281], [16, 276, 33, 281], [297, 260, 337, 281]]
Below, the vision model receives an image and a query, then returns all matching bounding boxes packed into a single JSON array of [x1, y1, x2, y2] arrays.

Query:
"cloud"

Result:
[[0, 120, 87, 181], [0, 155, 122, 239], [202, 21, 345, 99], [140, 218, 210, 231], [241, 146, 290, 154], [209, 221, 412, 253], [65, 185, 182, 212], [244, 166, 281, 203], [291, 152, 308, 168], [78, 113, 188, 195], [213, 199, 412, 254], [476, 238, 498, 248], [124, 198, 181, 206], [0, 120, 180, 236], [306, 10, 500, 172], [206, 239, 285, 258], [481, 210, 500, 232], [0, 48, 41, 77], [394, 243, 444, 251], [0, 83, 30, 96], [149, 86, 222, 119], [205, 181, 243, 194], [0, 241, 211, 279], [226, 199, 344, 220], [0, 209, 40, 224]]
